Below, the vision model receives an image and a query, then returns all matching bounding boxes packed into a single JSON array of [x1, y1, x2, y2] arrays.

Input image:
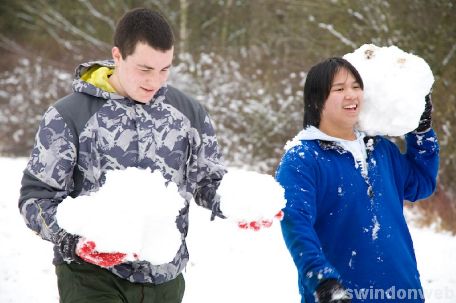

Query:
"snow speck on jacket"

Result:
[[276, 126, 439, 303]]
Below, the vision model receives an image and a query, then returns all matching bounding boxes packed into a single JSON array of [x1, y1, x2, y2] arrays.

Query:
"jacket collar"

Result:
[[284, 126, 379, 154], [71, 60, 168, 105]]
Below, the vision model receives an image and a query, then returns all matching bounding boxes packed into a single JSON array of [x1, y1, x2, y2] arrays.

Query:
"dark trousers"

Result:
[[55, 262, 185, 303]]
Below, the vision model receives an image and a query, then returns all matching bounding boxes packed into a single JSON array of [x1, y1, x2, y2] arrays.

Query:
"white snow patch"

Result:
[[218, 168, 286, 223], [372, 215, 381, 240]]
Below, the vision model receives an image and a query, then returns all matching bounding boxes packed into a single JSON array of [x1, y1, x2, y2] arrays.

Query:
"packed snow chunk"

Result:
[[218, 168, 286, 223], [57, 168, 185, 265], [343, 44, 434, 136]]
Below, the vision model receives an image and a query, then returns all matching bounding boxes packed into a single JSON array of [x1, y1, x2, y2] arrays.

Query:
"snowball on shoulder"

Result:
[[343, 44, 434, 136]]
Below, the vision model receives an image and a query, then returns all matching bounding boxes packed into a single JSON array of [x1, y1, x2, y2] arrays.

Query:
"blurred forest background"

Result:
[[0, 0, 455, 233]]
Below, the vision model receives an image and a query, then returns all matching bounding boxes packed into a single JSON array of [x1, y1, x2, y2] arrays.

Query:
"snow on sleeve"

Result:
[[343, 44, 434, 136], [217, 168, 286, 225], [56, 168, 185, 265]]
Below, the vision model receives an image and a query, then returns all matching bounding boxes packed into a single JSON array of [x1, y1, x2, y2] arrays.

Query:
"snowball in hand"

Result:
[[343, 44, 434, 136], [57, 168, 185, 265], [218, 168, 286, 223]]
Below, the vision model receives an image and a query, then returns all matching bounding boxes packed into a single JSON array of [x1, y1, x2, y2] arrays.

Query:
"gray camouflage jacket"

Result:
[[18, 60, 226, 284]]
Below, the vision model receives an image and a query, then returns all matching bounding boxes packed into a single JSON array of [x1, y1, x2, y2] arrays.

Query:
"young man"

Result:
[[19, 8, 226, 302], [276, 58, 438, 303]]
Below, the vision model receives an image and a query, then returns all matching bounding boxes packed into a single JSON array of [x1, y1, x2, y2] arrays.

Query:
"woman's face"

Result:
[[319, 68, 364, 139]]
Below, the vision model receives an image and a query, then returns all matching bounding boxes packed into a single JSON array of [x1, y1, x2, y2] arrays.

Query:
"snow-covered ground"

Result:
[[1, 157, 455, 302]]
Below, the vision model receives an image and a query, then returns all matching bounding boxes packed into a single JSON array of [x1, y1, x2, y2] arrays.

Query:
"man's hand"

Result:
[[76, 239, 132, 268], [238, 211, 284, 231], [316, 279, 351, 303], [56, 230, 82, 264], [414, 92, 433, 133]]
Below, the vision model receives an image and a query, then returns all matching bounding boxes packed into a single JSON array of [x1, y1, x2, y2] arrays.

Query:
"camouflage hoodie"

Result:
[[19, 60, 227, 284]]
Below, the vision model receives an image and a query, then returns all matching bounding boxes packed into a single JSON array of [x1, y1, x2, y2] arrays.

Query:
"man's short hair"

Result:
[[114, 8, 174, 58], [303, 57, 364, 128]]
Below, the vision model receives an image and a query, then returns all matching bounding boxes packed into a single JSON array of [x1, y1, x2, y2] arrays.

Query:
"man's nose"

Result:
[[146, 73, 160, 88], [345, 88, 356, 99]]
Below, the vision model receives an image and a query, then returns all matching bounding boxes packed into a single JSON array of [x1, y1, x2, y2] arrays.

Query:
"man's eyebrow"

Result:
[[137, 64, 172, 70], [137, 64, 154, 70], [332, 80, 359, 87]]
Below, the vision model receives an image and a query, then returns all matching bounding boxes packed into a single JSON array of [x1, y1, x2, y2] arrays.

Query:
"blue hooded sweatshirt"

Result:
[[276, 126, 439, 303]]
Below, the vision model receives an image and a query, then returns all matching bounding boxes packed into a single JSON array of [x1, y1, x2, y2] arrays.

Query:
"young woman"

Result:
[[276, 57, 438, 303]]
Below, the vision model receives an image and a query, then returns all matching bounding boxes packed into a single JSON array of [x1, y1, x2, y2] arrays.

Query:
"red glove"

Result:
[[76, 240, 132, 268], [238, 211, 284, 231]]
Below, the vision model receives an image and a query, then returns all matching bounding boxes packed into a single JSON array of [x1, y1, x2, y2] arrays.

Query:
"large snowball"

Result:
[[218, 168, 286, 222], [343, 44, 434, 136], [57, 168, 185, 265]]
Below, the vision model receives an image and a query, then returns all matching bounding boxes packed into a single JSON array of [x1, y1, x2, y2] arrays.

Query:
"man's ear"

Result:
[[112, 47, 122, 65]]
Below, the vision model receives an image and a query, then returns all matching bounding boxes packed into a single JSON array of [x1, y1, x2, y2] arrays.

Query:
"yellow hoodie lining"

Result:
[[81, 65, 116, 93]]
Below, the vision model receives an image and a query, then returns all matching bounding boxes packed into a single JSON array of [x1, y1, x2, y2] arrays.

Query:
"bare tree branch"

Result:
[[46, 8, 111, 51], [21, 1, 110, 52], [179, 0, 189, 53], [442, 43, 456, 67], [0, 34, 29, 56], [317, 23, 357, 49], [78, 0, 116, 31]]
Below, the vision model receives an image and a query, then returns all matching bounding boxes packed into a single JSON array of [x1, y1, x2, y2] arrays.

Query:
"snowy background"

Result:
[[1, 157, 455, 303], [2, 0, 456, 239]]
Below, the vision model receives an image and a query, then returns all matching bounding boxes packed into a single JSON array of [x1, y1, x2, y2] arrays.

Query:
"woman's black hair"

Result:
[[303, 57, 364, 128]]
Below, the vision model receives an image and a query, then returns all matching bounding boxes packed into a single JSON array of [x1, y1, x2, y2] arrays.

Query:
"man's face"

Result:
[[319, 68, 363, 138], [111, 42, 174, 103]]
